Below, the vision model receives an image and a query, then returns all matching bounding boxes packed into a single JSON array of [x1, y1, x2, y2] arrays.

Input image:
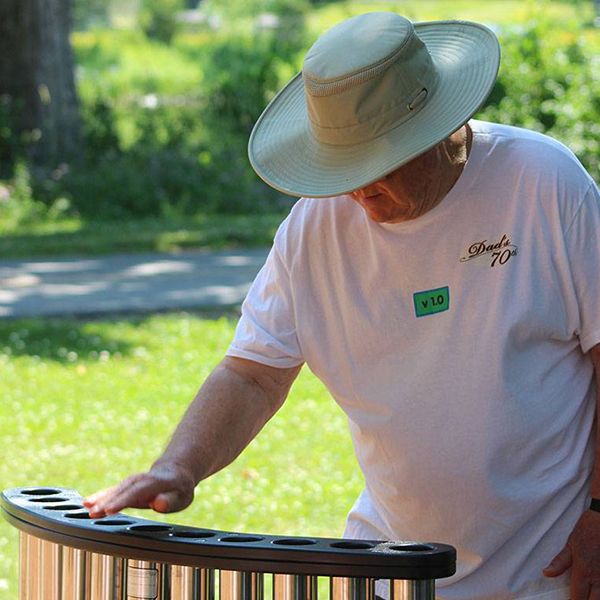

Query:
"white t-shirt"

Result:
[[227, 121, 600, 600]]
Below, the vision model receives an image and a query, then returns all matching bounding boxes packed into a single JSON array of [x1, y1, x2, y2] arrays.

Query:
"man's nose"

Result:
[[353, 183, 379, 199]]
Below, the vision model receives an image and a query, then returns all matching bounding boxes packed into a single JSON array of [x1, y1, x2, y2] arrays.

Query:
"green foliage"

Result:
[[479, 19, 600, 179], [0, 163, 71, 230], [33, 14, 307, 219], [140, 0, 185, 43]]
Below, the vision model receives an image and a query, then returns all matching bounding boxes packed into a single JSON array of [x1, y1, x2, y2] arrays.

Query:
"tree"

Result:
[[0, 0, 82, 172]]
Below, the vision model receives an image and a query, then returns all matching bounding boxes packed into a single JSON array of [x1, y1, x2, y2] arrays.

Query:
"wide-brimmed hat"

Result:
[[248, 12, 500, 198]]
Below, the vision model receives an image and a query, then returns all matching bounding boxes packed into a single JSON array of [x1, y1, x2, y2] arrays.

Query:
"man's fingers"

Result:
[[83, 487, 123, 517], [84, 474, 146, 509], [97, 480, 163, 513], [85, 475, 167, 517], [543, 546, 572, 578], [84, 465, 196, 517], [83, 484, 121, 508]]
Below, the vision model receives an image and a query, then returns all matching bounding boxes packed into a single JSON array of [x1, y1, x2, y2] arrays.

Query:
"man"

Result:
[[85, 13, 600, 599]]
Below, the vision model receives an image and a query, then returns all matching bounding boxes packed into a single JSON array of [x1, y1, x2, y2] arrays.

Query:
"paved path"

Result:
[[0, 249, 270, 318]]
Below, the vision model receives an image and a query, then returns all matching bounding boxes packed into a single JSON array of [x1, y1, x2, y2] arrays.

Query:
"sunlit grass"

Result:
[[0, 213, 286, 259], [0, 313, 362, 599]]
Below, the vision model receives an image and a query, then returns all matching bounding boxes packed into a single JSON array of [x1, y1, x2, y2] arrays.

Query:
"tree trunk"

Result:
[[0, 0, 82, 171]]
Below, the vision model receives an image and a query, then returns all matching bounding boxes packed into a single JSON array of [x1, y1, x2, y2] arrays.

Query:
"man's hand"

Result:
[[83, 462, 196, 518], [543, 509, 600, 598]]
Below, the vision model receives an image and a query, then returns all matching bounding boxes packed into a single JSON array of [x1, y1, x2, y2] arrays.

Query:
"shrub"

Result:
[[140, 0, 185, 44], [0, 163, 71, 231], [479, 18, 599, 179], [44, 11, 308, 219]]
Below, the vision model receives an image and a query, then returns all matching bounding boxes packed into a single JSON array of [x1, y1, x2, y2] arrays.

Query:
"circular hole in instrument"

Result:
[[220, 535, 263, 543], [171, 530, 216, 539], [44, 504, 84, 511], [272, 538, 317, 546], [21, 488, 62, 496], [330, 541, 374, 550], [129, 524, 172, 533], [95, 519, 134, 526], [388, 544, 433, 553], [65, 511, 93, 519], [28, 497, 69, 503]]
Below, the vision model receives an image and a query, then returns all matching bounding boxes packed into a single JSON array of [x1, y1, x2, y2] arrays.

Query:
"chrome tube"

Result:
[[127, 560, 164, 600], [87, 552, 125, 599], [22, 534, 41, 600], [40, 540, 62, 600], [61, 546, 87, 600], [273, 574, 318, 600], [19, 533, 36, 600], [219, 570, 264, 600], [198, 568, 216, 600], [170, 565, 195, 599], [330, 577, 375, 600], [170, 565, 215, 599], [391, 580, 435, 600]]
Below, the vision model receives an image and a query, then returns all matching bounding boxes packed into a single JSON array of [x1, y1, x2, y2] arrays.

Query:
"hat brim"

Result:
[[248, 20, 501, 198]]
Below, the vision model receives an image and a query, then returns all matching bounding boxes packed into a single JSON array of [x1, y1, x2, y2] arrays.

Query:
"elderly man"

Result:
[[85, 13, 600, 599]]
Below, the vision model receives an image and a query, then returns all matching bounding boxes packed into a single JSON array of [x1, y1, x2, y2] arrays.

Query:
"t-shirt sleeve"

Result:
[[565, 181, 600, 353], [227, 239, 304, 368]]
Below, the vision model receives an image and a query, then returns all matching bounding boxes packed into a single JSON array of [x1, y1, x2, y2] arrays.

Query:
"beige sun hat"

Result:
[[248, 12, 500, 198]]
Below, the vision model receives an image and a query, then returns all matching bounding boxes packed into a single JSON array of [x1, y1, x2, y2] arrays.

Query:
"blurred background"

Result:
[[0, 0, 598, 597], [0, 0, 598, 254]]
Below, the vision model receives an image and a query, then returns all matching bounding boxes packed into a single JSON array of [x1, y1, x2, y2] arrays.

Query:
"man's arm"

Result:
[[84, 356, 302, 517], [543, 343, 600, 598]]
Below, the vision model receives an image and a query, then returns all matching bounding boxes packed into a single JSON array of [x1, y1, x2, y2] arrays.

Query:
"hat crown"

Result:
[[303, 13, 413, 82], [301, 13, 439, 146]]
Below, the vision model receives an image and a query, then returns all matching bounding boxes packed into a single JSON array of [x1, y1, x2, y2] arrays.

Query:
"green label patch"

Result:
[[413, 286, 450, 318]]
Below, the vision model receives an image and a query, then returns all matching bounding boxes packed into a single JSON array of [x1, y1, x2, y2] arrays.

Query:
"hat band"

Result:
[[309, 77, 438, 146]]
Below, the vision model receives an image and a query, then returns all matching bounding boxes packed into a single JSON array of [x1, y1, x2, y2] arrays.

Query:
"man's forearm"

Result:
[[153, 357, 298, 484], [84, 357, 301, 517]]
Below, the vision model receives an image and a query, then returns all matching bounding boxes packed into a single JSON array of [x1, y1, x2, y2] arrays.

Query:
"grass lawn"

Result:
[[0, 312, 362, 599], [0, 213, 288, 260]]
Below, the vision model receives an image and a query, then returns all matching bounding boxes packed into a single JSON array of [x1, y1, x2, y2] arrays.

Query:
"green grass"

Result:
[[0, 213, 287, 259], [0, 313, 362, 599]]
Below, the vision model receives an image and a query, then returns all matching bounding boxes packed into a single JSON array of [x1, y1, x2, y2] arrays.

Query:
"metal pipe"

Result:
[[170, 565, 195, 599], [273, 574, 318, 600], [61, 546, 87, 600], [40, 540, 62, 600], [330, 577, 375, 600], [19, 533, 32, 600], [87, 552, 125, 599], [220, 570, 264, 600], [170, 565, 215, 599], [390, 580, 435, 600], [127, 559, 165, 600]]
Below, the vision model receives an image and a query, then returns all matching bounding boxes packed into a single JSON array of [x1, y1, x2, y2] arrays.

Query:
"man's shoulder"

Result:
[[282, 194, 359, 233], [472, 120, 593, 185], [273, 194, 362, 258], [473, 120, 575, 155], [292, 194, 357, 217]]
